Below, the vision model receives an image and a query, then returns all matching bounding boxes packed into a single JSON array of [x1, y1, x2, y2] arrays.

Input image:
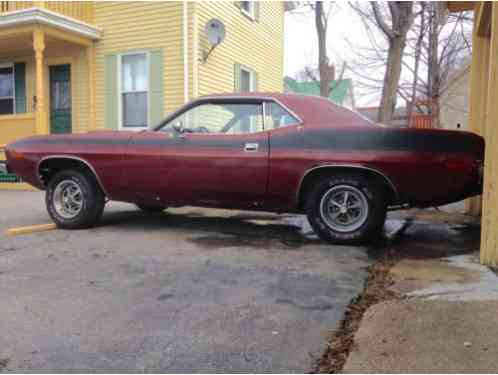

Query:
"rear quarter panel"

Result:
[[268, 124, 480, 210]]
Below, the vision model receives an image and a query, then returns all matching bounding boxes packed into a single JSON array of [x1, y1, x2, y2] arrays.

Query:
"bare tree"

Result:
[[292, 2, 346, 97], [348, 1, 472, 125], [370, 2, 414, 123], [315, 1, 334, 96]]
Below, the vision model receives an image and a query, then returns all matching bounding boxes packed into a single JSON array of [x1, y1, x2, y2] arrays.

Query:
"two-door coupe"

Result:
[[3, 93, 484, 244]]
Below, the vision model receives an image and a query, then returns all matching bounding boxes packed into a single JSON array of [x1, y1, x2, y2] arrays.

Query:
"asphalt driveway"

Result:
[[0, 191, 373, 372]]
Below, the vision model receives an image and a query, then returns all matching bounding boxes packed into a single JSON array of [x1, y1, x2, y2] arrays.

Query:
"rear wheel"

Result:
[[136, 204, 167, 213], [306, 173, 387, 244], [46, 169, 105, 229]]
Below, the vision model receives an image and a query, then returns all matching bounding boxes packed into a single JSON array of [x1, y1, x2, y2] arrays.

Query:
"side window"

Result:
[[163, 102, 263, 134], [264, 102, 300, 130], [234, 63, 257, 92], [237, 1, 259, 21], [0, 64, 14, 115], [120, 53, 148, 129]]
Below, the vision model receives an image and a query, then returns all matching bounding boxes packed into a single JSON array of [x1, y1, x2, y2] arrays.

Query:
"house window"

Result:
[[0, 64, 14, 115], [237, 65, 256, 92], [240, 1, 255, 18], [120, 53, 148, 129]]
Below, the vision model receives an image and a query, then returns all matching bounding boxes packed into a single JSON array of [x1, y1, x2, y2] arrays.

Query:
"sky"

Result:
[[283, 2, 387, 107]]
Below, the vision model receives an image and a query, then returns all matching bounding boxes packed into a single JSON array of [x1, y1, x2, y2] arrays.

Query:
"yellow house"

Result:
[[447, 1, 498, 265], [0, 1, 288, 186]]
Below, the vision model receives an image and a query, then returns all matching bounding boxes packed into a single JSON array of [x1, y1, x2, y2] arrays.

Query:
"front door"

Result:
[[125, 100, 269, 208], [49, 64, 72, 134]]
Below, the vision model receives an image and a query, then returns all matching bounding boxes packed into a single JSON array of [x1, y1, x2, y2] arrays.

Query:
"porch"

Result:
[[0, 3, 101, 187]]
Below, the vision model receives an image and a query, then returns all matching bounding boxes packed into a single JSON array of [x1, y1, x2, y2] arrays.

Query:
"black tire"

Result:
[[305, 173, 387, 245], [45, 169, 105, 229], [136, 204, 167, 213]]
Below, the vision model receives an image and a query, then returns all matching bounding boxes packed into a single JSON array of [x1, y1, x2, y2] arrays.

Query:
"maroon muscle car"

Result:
[[3, 93, 484, 244]]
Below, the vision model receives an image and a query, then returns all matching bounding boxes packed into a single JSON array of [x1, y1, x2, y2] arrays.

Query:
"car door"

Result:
[[125, 99, 270, 209], [170, 99, 269, 208]]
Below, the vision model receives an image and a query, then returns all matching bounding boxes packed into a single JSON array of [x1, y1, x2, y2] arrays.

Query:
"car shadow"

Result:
[[96, 207, 481, 256], [98, 209, 323, 250]]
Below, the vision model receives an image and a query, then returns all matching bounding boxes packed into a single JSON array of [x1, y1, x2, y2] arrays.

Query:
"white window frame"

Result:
[[117, 51, 150, 131], [0, 62, 16, 115], [240, 1, 255, 20], [239, 65, 256, 92]]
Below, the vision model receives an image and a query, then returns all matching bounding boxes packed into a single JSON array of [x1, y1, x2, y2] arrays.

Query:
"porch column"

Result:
[[466, 15, 490, 217], [480, 3, 498, 266], [33, 28, 48, 135], [87, 43, 96, 131]]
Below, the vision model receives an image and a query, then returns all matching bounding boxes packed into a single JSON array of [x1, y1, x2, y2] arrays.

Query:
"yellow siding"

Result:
[[0, 114, 35, 147], [93, 1, 184, 129], [0, 1, 286, 137], [194, 1, 285, 97]]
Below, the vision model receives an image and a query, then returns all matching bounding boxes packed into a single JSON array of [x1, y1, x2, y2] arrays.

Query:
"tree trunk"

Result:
[[428, 3, 440, 127], [315, 2, 330, 97], [378, 35, 406, 124], [408, 3, 425, 126]]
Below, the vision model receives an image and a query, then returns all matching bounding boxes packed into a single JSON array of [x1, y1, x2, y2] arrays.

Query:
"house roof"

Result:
[[284, 76, 352, 105]]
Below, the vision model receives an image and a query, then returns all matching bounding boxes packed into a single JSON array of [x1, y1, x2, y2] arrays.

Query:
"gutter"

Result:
[[183, 1, 189, 103]]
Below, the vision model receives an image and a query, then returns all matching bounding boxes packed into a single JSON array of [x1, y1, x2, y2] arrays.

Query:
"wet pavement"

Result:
[[0, 191, 480, 372]]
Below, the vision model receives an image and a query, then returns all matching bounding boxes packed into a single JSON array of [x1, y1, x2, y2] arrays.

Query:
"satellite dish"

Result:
[[205, 19, 226, 46]]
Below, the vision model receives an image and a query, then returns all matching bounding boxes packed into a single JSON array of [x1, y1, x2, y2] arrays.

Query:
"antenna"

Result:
[[203, 19, 226, 62]]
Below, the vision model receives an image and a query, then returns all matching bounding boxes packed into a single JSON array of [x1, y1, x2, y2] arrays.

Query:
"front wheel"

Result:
[[46, 169, 105, 229], [306, 173, 387, 244]]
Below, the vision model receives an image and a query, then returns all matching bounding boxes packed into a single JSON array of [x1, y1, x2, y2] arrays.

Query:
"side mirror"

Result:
[[173, 121, 184, 133]]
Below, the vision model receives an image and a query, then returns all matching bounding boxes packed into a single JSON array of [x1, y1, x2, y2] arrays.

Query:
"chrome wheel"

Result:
[[319, 185, 369, 233], [53, 179, 84, 219]]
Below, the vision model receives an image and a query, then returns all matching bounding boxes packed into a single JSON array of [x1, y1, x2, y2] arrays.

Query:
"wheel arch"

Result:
[[297, 164, 400, 210], [37, 155, 109, 197]]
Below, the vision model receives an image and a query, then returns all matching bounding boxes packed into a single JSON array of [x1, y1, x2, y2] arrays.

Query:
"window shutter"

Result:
[[149, 49, 164, 127], [14, 62, 26, 113], [234, 63, 241, 92], [104, 54, 118, 130], [253, 70, 259, 91], [254, 1, 260, 21]]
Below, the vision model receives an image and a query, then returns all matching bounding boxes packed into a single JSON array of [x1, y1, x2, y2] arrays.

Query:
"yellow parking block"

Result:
[[7, 223, 57, 236]]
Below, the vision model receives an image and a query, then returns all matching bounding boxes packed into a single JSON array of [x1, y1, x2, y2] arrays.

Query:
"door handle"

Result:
[[244, 143, 259, 152]]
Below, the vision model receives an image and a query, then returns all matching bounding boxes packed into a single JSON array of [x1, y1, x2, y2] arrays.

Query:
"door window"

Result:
[[51, 81, 71, 111], [161, 102, 263, 134]]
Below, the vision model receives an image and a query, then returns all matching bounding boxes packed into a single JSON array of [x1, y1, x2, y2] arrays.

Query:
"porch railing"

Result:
[[45, 2, 94, 24], [1, 1, 94, 24], [0, 1, 33, 13]]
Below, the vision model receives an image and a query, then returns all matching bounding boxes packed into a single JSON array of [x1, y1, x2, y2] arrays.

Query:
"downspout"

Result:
[[183, 1, 189, 103], [192, 1, 199, 98]]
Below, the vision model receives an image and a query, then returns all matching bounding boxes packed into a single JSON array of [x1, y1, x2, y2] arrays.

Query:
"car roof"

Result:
[[198, 92, 375, 128]]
